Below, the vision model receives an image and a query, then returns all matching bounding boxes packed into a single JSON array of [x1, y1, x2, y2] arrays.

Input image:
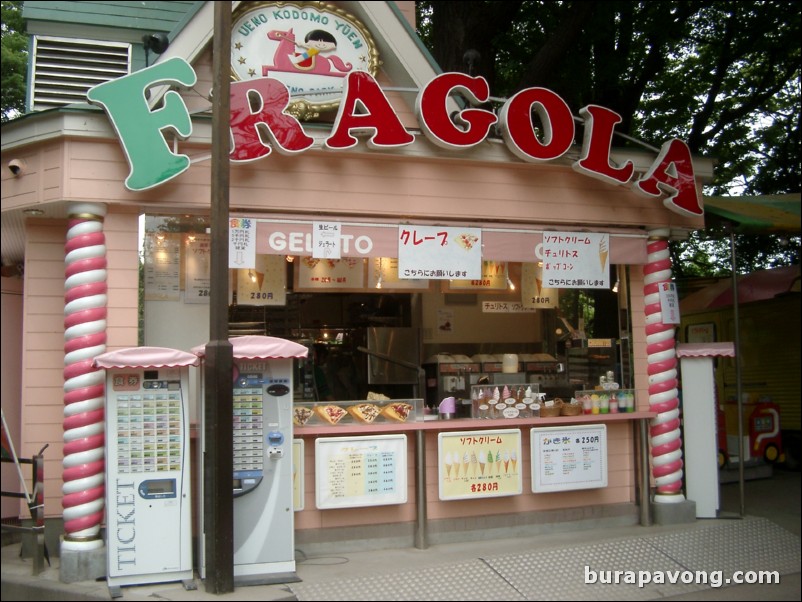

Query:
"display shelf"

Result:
[[294, 411, 656, 436], [292, 398, 424, 427]]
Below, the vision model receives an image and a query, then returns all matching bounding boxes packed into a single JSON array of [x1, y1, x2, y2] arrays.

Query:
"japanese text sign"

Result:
[[397, 225, 482, 280], [438, 429, 523, 500], [542, 232, 610, 289]]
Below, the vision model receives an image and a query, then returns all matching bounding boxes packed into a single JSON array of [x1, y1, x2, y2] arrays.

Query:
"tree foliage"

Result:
[[2, 1, 798, 274], [1, 0, 26, 122], [416, 1, 801, 276]]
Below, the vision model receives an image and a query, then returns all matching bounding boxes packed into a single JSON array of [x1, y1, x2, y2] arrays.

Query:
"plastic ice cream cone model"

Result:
[[479, 450, 486, 475], [502, 385, 511, 401]]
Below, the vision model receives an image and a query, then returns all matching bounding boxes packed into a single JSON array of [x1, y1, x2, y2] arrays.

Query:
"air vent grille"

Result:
[[31, 36, 131, 111]]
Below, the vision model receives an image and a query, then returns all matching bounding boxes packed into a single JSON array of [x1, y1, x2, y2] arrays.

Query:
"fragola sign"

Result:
[[87, 58, 703, 218]]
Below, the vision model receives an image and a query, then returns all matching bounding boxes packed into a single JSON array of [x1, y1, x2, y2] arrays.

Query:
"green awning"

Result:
[[703, 193, 801, 234]]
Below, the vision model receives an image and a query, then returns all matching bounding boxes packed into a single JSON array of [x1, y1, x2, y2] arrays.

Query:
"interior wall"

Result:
[[421, 290, 541, 349]]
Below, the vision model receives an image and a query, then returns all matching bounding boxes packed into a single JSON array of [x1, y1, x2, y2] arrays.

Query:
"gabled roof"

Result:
[[146, 2, 440, 104]]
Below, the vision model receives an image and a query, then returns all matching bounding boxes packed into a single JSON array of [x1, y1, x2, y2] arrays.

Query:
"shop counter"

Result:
[[293, 410, 656, 549]]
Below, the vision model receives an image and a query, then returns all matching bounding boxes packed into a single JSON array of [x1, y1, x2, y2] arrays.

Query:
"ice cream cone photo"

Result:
[[599, 236, 609, 271], [445, 452, 453, 481]]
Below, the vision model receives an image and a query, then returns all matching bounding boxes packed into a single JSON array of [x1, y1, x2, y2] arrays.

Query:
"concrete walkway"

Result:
[[2, 468, 799, 601]]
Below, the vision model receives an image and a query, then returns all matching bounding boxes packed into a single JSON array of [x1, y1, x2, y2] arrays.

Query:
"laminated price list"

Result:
[[316, 435, 408, 509], [327, 449, 397, 498], [531, 425, 608, 493]]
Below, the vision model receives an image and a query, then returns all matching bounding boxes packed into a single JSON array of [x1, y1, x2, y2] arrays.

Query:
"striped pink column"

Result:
[[644, 228, 685, 502], [62, 203, 108, 550]]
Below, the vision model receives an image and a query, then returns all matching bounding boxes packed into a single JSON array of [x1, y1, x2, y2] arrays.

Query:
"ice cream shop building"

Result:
[[1, 0, 718, 577]]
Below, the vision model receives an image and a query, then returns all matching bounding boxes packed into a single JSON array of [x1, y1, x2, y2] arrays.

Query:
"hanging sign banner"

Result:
[[542, 232, 610, 289], [521, 262, 559, 308], [397, 225, 482, 280], [229, 217, 256, 269], [312, 221, 342, 259]]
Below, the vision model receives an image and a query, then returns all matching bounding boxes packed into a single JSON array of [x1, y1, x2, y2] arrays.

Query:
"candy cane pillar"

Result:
[[62, 203, 107, 551], [644, 228, 685, 502]]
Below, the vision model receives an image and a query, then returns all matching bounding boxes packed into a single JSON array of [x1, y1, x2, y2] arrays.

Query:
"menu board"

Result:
[[315, 435, 407, 509], [530, 425, 607, 493], [143, 232, 181, 301], [236, 254, 287, 306], [438, 429, 522, 501], [184, 233, 211, 304], [295, 257, 366, 291], [447, 261, 509, 291]]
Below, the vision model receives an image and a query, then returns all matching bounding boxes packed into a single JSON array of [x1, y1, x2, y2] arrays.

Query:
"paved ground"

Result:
[[2, 467, 799, 601]]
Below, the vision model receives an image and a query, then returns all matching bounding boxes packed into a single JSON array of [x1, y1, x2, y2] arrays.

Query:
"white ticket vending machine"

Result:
[[93, 347, 198, 597], [195, 336, 308, 585]]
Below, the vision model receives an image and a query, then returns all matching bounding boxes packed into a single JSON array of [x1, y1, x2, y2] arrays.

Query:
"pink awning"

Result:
[[93, 347, 200, 369], [192, 335, 309, 360]]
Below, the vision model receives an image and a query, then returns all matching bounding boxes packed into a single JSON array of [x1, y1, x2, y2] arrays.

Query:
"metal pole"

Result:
[[204, 1, 234, 593], [414, 430, 428, 549], [729, 227, 745, 517], [638, 419, 651, 526]]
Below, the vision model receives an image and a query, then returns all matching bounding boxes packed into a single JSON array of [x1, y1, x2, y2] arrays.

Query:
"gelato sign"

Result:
[[86, 61, 703, 218]]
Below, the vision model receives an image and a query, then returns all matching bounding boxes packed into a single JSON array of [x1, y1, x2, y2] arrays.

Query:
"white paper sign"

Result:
[[229, 217, 256, 269], [542, 232, 610, 289], [312, 221, 342, 259], [397, 225, 482, 280], [658, 281, 681, 324]]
